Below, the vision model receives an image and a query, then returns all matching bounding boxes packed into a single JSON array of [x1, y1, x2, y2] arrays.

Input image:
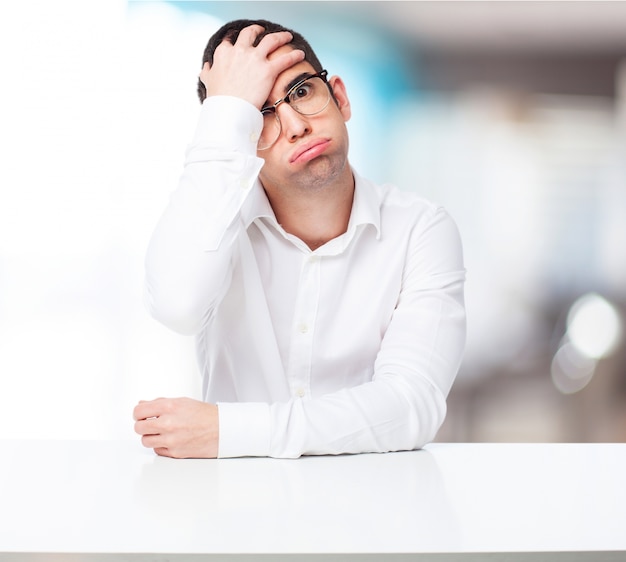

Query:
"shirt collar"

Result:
[[241, 166, 382, 248], [348, 168, 382, 241]]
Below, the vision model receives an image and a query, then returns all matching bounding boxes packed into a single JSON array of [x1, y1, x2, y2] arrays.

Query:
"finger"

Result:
[[133, 399, 165, 421], [269, 48, 305, 74], [255, 30, 295, 56], [154, 447, 173, 458], [133, 402, 149, 421], [234, 24, 266, 46], [134, 418, 160, 436], [141, 434, 163, 449]]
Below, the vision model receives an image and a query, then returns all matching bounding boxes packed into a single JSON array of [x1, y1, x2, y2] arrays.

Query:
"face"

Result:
[[257, 47, 352, 197]]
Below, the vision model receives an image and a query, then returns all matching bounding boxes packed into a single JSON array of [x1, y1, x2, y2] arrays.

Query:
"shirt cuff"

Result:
[[193, 95, 263, 155], [217, 402, 271, 458]]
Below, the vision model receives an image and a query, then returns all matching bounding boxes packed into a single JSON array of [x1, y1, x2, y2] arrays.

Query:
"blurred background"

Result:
[[0, 0, 625, 442]]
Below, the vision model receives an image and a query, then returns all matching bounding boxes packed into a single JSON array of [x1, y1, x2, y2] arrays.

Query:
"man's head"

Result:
[[197, 19, 324, 103], [197, 19, 353, 198]]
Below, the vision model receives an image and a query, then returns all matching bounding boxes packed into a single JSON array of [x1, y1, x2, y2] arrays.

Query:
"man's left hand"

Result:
[[133, 397, 219, 458]]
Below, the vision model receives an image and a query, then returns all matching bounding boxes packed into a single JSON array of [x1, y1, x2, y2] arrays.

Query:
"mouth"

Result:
[[290, 139, 330, 164]]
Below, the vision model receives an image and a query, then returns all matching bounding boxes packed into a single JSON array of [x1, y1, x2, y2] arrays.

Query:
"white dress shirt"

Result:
[[144, 96, 466, 458]]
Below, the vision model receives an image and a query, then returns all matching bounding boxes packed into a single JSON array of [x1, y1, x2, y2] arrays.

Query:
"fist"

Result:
[[133, 397, 219, 459]]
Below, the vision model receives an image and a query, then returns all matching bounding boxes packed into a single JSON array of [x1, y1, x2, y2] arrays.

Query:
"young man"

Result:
[[134, 19, 466, 459]]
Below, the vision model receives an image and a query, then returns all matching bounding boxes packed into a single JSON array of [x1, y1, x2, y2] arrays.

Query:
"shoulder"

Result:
[[358, 176, 465, 283], [355, 171, 447, 229], [380, 183, 439, 214], [353, 171, 462, 266]]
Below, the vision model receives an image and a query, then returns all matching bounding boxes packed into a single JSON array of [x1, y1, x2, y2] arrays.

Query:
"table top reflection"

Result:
[[0, 440, 625, 561]]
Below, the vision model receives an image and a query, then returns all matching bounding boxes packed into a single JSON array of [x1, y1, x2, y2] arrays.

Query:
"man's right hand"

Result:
[[200, 25, 305, 110]]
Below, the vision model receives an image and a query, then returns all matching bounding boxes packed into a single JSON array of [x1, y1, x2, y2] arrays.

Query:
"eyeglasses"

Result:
[[257, 70, 330, 151]]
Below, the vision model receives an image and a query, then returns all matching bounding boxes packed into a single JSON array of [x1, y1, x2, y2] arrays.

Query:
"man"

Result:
[[134, 19, 466, 459]]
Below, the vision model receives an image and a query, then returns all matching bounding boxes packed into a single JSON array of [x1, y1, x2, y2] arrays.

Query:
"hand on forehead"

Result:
[[200, 24, 305, 110]]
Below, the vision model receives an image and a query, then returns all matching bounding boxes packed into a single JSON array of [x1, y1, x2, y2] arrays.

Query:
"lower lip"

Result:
[[291, 141, 330, 164]]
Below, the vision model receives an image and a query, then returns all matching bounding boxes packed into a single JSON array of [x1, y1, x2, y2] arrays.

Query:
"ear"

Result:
[[328, 75, 351, 122]]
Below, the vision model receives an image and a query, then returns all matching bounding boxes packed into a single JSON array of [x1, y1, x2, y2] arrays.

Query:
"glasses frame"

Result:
[[258, 70, 331, 151]]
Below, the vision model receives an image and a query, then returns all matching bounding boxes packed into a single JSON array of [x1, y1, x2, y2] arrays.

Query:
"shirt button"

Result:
[[298, 323, 308, 334], [249, 131, 259, 143], [296, 388, 305, 398]]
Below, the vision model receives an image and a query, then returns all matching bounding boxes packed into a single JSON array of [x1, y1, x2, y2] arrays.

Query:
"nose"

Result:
[[276, 103, 311, 143]]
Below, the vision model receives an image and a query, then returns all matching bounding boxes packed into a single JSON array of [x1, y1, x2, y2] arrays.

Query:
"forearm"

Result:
[[144, 97, 264, 334], [217, 369, 450, 459], [279, 374, 449, 456]]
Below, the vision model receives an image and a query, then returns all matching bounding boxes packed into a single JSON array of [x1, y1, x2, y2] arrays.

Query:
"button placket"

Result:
[[285, 252, 321, 399]]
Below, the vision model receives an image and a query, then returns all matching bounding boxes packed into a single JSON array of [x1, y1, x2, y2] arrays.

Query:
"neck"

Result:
[[266, 166, 355, 251]]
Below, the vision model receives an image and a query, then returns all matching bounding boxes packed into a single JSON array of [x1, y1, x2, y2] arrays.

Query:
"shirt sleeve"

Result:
[[143, 96, 264, 335], [217, 207, 466, 458]]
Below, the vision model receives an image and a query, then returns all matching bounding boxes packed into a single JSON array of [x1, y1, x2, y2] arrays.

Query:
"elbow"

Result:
[[392, 377, 448, 451], [414, 404, 446, 449], [411, 383, 447, 449]]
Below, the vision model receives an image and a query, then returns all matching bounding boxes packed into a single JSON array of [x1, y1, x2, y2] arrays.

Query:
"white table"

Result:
[[0, 441, 624, 561]]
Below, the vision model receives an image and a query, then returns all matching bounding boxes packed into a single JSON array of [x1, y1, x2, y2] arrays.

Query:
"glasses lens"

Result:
[[289, 77, 330, 116], [257, 74, 330, 150], [258, 112, 281, 151]]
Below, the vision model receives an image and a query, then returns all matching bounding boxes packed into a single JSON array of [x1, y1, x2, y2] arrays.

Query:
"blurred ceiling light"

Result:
[[566, 293, 623, 359]]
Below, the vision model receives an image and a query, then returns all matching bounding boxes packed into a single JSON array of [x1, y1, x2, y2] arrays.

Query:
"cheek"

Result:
[[258, 157, 279, 184], [258, 144, 287, 171]]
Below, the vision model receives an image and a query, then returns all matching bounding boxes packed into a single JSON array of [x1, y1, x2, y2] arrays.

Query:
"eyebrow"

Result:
[[284, 72, 314, 95], [261, 72, 315, 110]]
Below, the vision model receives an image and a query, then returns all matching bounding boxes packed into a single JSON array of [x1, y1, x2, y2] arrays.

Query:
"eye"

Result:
[[290, 82, 313, 101]]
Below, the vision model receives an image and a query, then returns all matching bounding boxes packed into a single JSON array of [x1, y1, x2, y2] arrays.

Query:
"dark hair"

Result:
[[197, 19, 324, 103]]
